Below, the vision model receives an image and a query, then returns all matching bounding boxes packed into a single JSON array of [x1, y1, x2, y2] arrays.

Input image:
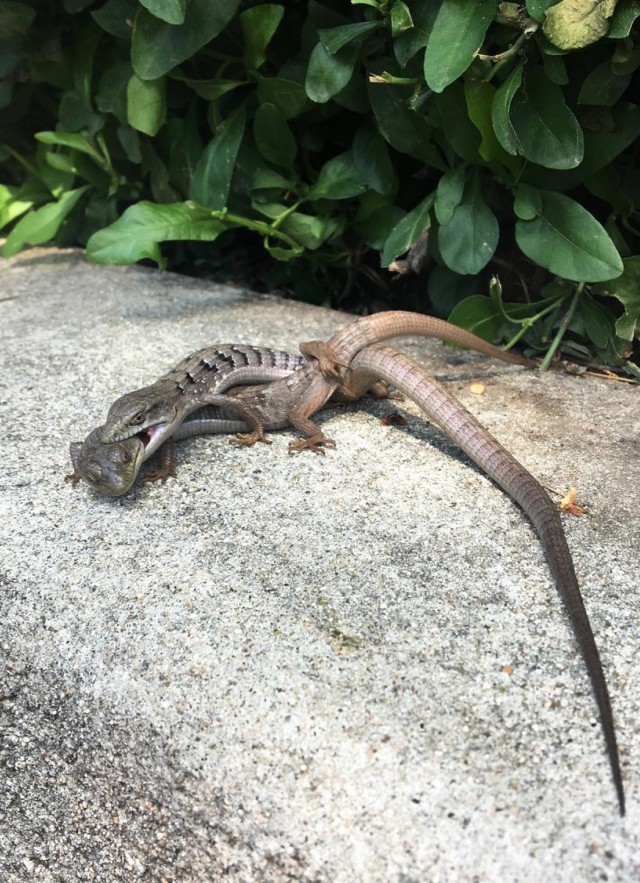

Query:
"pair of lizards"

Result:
[[69, 310, 625, 815]]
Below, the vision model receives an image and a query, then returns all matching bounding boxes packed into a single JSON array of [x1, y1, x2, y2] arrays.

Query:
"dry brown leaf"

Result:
[[559, 486, 586, 517]]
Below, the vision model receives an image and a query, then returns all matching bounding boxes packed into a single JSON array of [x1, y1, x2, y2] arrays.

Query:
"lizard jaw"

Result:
[[138, 422, 170, 458]]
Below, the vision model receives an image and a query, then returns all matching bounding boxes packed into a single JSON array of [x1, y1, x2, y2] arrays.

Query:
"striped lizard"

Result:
[[69, 332, 624, 814]]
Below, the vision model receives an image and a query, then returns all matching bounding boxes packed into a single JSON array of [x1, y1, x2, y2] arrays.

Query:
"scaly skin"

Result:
[[342, 343, 625, 816], [70, 336, 624, 814], [100, 345, 305, 449], [74, 312, 534, 494]]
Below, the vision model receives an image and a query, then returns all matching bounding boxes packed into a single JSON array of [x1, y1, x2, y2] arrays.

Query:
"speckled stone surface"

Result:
[[0, 248, 638, 882]]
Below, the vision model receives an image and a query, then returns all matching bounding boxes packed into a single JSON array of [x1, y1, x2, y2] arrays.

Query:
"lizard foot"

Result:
[[288, 434, 336, 455], [367, 381, 404, 401], [231, 428, 272, 447], [299, 340, 347, 382], [141, 464, 176, 485]]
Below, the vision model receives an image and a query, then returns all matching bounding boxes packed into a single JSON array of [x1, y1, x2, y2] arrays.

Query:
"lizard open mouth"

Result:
[[136, 422, 168, 454]]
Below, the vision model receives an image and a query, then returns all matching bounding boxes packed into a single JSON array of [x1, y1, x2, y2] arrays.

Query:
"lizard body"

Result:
[[70, 337, 624, 813], [100, 344, 306, 452], [95, 311, 533, 466]]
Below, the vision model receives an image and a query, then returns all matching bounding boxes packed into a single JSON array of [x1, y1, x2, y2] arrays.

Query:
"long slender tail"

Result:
[[349, 344, 624, 814]]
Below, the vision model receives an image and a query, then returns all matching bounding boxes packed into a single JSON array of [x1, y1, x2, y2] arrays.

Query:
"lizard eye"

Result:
[[132, 412, 145, 424]]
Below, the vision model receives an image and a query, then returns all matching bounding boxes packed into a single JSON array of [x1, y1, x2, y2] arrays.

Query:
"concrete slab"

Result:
[[0, 248, 638, 882]]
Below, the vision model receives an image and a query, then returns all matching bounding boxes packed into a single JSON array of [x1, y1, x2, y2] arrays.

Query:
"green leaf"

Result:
[[127, 74, 166, 135], [139, 0, 186, 26], [541, 49, 569, 85], [435, 82, 482, 163], [608, 0, 640, 38], [543, 0, 617, 49], [353, 121, 397, 196], [318, 21, 379, 53], [593, 256, 640, 341], [0, 191, 33, 230], [394, 0, 439, 67], [353, 204, 405, 250], [513, 183, 543, 220], [58, 91, 103, 135], [305, 38, 360, 103], [515, 190, 623, 282], [240, 4, 284, 71], [434, 166, 466, 225], [424, 0, 498, 93], [96, 60, 131, 123], [0, 1, 34, 44], [427, 265, 478, 318], [132, 0, 240, 79], [249, 166, 292, 197], [525, 0, 559, 23], [280, 212, 343, 250], [578, 60, 631, 107], [510, 65, 583, 169], [369, 78, 443, 165], [438, 175, 498, 275], [92, 0, 138, 39], [380, 193, 434, 267], [189, 106, 246, 210], [256, 77, 308, 119], [448, 294, 503, 341], [3, 186, 88, 257], [390, 1, 414, 37], [611, 41, 640, 76], [253, 103, 296, 170], [464, 79, 520, 173], [35, 131, 107, 168], [308, 151, 364, 200], [578, 295, 613, 349], [491, 62, 523, 155], [171, 73, 247, 101], [86, 201, 226, 265]]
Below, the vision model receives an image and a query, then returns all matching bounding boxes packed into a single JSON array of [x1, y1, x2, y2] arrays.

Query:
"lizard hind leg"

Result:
[[197, 392, 272, 448]]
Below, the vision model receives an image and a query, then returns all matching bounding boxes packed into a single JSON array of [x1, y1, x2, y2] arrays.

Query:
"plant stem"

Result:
[[539, 283, 584, 370]]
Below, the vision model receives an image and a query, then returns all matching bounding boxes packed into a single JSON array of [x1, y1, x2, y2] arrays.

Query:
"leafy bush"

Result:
[[0, 0, 639, 371]]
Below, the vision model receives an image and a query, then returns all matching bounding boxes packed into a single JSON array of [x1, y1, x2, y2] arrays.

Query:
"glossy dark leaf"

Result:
[[438, 176, 498, 274], [189, 106, 246, 209], [510, 66, 583, 169], [132, 0, 240, 79], [424, 0, 498, 93], [515, 190, 623, 281], [253, 103, 296, 170], [381, 193, 434, 266]]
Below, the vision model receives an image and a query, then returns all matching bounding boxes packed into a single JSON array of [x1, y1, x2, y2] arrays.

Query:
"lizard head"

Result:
[[100, 385, 178, 445], [70, 426, 145, 497]]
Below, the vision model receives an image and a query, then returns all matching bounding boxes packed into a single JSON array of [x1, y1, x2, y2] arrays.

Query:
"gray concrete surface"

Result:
[[0, 248, 638, 882]]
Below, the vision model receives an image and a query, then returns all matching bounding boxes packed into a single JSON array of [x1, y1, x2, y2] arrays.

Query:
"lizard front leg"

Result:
[[141, 438, 177, 484]]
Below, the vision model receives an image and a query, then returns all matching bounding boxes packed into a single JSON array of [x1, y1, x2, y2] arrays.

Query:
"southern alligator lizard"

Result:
[[70, 337, 624, 813], [93, 311, 532, 471], [69, 409, 233, 496], [100, 343, 307, 455]]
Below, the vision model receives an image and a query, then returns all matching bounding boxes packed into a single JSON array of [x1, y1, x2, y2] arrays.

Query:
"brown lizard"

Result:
[[70, 336, 624, 813]]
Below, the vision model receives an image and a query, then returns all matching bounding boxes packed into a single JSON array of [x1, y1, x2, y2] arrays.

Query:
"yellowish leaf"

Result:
[[543, 0, 617, 50]]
